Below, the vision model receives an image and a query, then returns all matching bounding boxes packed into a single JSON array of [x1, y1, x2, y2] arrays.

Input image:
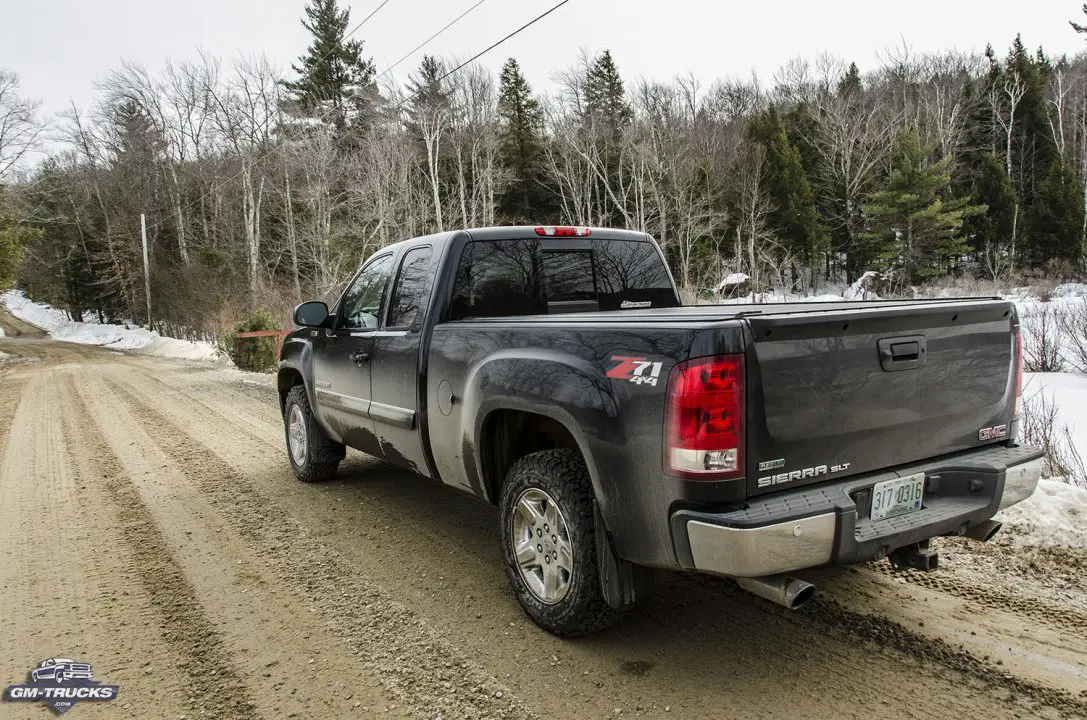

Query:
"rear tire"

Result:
[[499, 449, 622, 637], [284, 385, 345, 483]]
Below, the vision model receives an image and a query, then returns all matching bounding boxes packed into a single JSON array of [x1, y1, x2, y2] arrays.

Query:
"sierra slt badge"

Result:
[[3, 658, 119, 715], [758, 462, 852, 488]]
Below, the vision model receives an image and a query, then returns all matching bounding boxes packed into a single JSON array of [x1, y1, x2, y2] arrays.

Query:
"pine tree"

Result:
[[1074, 3, 1087, 33], [405, 55, 452, 134], [580, 51, 632, 226], [836, 62, 862, 99], [496, 59, 551, 222], [967, 153, 1018, 250], [0, 188, 38, 289], [1026, 160, 1084, 267], [747, 107, 828, 288], [283, 0, 378, 131], [1002, 37, 1056, 202], [863, 129, 987, 281], [583, 50, 632, 136]]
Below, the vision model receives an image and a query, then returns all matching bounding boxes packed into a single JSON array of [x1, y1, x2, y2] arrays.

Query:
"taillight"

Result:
[[534, 226, 591, 237], [1012, 324, 1023, 421], [664, 354, 745, 480]]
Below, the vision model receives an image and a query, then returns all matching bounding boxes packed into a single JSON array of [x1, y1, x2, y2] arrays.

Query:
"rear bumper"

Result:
[[670, 444, 1043, 578]]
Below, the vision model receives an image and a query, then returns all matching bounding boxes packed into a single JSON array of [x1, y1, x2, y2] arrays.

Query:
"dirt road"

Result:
[[2, 310, 1085, 719]]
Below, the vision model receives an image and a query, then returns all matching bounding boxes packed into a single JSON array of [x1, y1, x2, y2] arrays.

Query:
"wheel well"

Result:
[[278, 368, 304, 412], [480, 410, 581, 504]]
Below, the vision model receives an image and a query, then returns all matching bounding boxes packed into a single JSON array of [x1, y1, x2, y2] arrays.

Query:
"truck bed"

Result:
[[445, 296, 1006, 325]]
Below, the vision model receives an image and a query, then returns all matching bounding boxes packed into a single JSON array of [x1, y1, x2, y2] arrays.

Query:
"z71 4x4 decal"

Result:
[[607, 356, 664, 386]]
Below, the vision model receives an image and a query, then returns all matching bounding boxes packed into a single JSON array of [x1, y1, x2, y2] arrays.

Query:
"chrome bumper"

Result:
[[998, 457, 1043, 510], [680, 454, 1043, 579]]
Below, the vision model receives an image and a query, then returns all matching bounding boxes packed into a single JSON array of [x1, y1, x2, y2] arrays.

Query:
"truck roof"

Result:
[[382, 226, 652, 258]]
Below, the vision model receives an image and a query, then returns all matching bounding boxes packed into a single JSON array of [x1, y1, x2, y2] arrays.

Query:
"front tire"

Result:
[[284, 385, 345, 483], [499, 449, 622, 637]]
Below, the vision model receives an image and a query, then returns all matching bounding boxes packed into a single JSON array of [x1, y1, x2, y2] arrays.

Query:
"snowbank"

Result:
[[842, 271, 883, 301], [995, 372, 1087, 548], [1, 291, 224, 362], [714, 273, 750, 294], [997, 479, 1087, 549]]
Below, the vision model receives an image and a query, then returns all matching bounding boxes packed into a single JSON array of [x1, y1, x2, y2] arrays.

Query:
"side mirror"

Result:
[[293, 301, 330, 328]]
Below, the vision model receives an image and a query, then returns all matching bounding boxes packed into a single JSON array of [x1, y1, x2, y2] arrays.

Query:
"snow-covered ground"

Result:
[[996, 372, 1087, 549], [997, 478, 1087, 549], [1, 291, 225, 362]]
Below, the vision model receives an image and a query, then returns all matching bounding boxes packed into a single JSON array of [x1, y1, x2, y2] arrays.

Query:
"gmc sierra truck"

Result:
[[277, 225, 1043, 637]]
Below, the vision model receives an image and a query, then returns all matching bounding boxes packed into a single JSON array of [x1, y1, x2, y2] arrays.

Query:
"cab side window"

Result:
[[387, 247, 434, 329], [340, 254, 393, 330]]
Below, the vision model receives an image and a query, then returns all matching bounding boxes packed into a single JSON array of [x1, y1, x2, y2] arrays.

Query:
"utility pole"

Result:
[[140, 213, 152, 331]]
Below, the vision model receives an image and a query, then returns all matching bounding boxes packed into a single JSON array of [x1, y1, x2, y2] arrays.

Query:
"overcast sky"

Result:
[[2, 0, 1086, 122]]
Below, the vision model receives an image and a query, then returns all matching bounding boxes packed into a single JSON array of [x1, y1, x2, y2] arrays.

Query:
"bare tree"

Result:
[[992, 71, 1025, 178], [207, 55, 281, 291], [0, 70, 44, 179], [807, 76, 898, 277]]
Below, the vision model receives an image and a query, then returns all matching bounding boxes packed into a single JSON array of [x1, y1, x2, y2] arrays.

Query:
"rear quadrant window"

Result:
[[448, 237, 677, 320]]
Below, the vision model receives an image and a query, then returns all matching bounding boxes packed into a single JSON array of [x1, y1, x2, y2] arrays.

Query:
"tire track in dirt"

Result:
[[69, 368, 408, 719], [0, 370, 191, 718], [96, 367, 541, 720], [56, 370, 260, 720], [867, 560, 1087, 634], [807, 565, 1087, 695], [96, 362, 1081, 720], [119, 360, 285, 447], [804, 595, 1087, 715]]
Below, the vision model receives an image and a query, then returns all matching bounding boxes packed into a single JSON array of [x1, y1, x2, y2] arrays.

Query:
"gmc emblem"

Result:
[[978, 425, 1008, 441]]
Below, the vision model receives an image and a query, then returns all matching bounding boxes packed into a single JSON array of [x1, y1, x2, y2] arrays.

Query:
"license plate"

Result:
[[870, 473, 925, 521]]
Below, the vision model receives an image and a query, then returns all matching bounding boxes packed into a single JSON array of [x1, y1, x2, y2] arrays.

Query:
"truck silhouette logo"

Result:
[[3, 658, 119, 714], [31, 658, 94, 684]]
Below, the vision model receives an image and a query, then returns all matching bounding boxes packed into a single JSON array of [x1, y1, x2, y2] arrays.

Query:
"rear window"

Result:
[[448, 238, 677, 321]]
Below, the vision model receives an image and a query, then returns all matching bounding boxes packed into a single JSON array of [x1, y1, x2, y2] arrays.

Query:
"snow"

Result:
[[997, 479, 1087, 549], [1024, 372, 1087, 454], [993, 371, 1087, 548], [842, 271, 883, 300], [715, 273, 750, 293], [1050, 282, 1087, 299], [0, 326, 5, 338], [1, 291, 225, 363]]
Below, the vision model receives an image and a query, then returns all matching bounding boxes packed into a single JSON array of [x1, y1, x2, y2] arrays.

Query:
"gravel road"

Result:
[[1, 309, 1085, 720]]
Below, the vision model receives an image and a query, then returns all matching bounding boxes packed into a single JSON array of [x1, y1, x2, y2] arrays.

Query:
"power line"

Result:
[[145, 0, 572, 234], [375, 0, 490, 82], [435, 1, 568, 96], [350, 0, 394, 35], [390, 0, 571, 114], [142, 0, 395, 234]]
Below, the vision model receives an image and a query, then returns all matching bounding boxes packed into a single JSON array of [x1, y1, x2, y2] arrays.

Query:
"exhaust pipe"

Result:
[[963, 520, 1002, 543], [736, 574, 816, 610]]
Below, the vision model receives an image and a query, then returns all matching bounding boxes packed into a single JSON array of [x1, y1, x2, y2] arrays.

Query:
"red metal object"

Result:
[[234, 328, 292, 364]]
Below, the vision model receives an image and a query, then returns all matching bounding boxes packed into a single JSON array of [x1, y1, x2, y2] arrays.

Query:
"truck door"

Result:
[[367, 245, 436, 475], [312, 252, 394, 458]]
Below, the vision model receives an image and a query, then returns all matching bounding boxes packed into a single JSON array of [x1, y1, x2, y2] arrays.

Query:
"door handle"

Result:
[[351, 350, 369, 365], [878, 336, 926, 372]]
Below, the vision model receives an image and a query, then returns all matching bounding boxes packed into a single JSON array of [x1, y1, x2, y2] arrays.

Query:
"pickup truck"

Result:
[[277, 225, 1043, 637], [31, 658, 94, 683]]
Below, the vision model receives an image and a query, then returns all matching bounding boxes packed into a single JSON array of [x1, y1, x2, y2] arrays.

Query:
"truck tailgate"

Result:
[[743, 300, 1016, 497]]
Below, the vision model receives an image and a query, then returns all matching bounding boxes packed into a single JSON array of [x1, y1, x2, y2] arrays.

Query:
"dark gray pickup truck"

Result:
[[277, 225, 1043, 636]]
